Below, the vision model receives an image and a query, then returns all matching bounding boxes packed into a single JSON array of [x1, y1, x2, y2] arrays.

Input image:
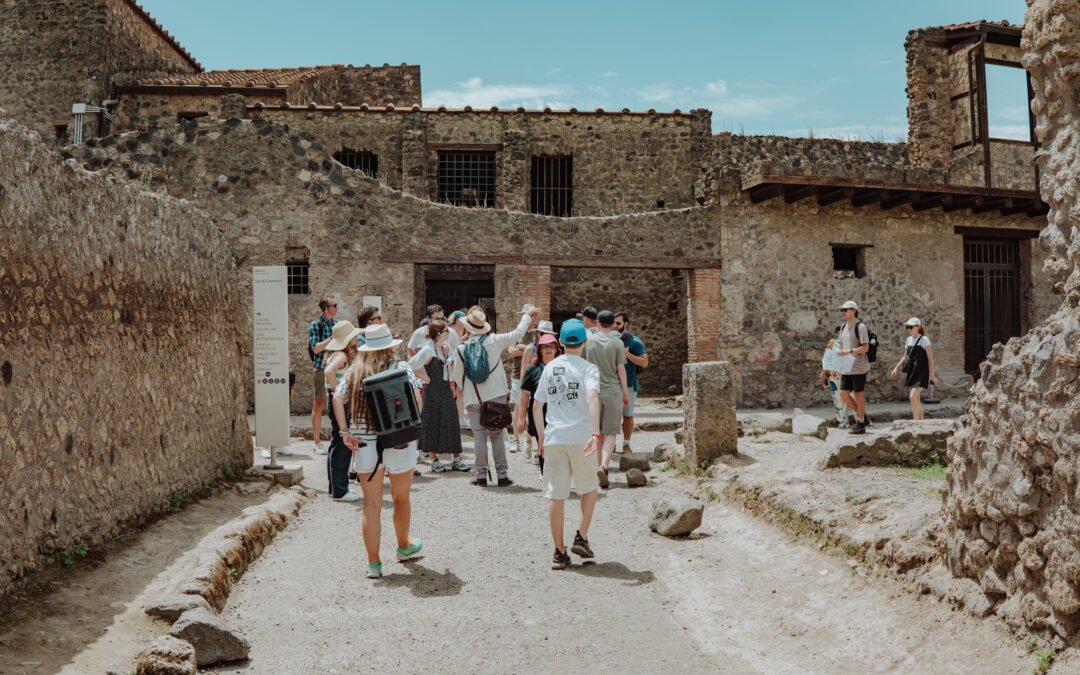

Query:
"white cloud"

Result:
[[633, 79, 800, 118], [704, 80, 728, 96], [426, 77, 570, 109]]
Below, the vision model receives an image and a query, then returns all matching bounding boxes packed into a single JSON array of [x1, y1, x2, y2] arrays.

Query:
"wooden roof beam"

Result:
[[749, 184, 781, 204], [912, 193, 946, 211], [972, 197, 1008, 214], [851, 189, 883, 207], [817, 187, 853, 207], [1001, 199, 1034, 216], [782, 185, 816, 204], [1027, 202, 1050, 218], [880, 191, 913, 210], [942, 196, 977, 212]]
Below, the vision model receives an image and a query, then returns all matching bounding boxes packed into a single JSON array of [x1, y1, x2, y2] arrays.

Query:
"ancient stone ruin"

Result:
[[942, 0, 1080, 646]]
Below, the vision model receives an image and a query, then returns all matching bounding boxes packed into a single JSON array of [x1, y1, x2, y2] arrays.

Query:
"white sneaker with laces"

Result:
[[312, 443, 326, 455], [333, 490, 361, 502]]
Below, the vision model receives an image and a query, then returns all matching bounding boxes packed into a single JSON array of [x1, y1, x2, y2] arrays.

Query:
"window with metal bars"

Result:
[[333, 148, 378, 178], [437, 150, 496, 207], [287, 261, 310, 295], [530, 155, 573, 216]]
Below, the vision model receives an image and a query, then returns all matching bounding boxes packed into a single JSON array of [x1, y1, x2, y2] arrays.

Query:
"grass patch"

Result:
[[671, 453, 707, 479], [891, 450, 947, 481], [1034, 649, 1053, 674], [169, 490, 184, 509]]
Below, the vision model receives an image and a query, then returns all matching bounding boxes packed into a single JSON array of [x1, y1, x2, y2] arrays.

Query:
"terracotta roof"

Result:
[[134, 66, 347, 88], [938, 20, 1020, 32], [121, 0, 201, 71]]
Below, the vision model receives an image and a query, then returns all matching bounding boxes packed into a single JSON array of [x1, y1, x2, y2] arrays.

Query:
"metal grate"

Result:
[[287, 262, 310, 295], [333, 148, 378, 178], [963, 239, 1021, 373], [530, 155, 573, 216], [437, 150, 496, 207]]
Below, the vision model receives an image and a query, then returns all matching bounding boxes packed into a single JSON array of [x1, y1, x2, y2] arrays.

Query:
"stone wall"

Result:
[[63, 114, 721, 410], [0, 118, 248, 601], [716, 184, 1050, 408], [289, 65, 422, 107], [941, 1, 1080, 647], [551, 267, 688, 393]]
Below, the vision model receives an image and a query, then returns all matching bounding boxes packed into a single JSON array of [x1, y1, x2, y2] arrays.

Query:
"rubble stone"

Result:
[[146, 594, 214, 624], [822, 420, 954, 468], [169, 607, 250, 667], [649, 497, 704, 537], [791, 413, 828, 440], [135, 635, 197, 675], [619, 453, 652, 473], [625, 468, 647, 488]]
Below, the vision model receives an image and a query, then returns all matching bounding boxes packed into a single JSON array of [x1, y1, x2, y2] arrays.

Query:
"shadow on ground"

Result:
[[566, 561, 656, 586], [374, 562, 465, 597]]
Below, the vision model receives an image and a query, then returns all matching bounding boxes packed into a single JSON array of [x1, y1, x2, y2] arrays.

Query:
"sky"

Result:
[[138, 0, 1027, 140]]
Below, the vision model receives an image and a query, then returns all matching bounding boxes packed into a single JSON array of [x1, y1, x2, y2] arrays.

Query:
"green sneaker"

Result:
[[396, 538, 424, 562], [366, 562, 382, 579]]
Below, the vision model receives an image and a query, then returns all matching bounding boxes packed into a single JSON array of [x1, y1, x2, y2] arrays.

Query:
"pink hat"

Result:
[[537, 333, 558, 346]]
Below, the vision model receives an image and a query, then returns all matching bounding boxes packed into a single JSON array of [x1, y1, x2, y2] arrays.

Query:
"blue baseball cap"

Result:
[[560, 319, 587, 346]]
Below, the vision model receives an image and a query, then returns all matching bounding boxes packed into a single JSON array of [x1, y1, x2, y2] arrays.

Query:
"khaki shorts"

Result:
[[543, 443, 600, 500], [312, 369, 327, 402], [600, 395, 622, 435]]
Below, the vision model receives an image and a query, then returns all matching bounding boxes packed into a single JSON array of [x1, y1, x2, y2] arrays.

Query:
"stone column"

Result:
[[500, 129, 529, 212], [683, 361, 737, 467], [686, 268, 721, 362]]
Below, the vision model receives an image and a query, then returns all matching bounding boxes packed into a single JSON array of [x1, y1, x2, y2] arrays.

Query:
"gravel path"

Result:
[[221, 434, 1032, 674]]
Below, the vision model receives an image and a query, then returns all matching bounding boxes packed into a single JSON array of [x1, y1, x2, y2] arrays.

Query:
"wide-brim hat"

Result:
[[462, 308, 492, 335], [325, 320, 362, 351], [359, 323, 403, 352], [537, 320, 555, 334]]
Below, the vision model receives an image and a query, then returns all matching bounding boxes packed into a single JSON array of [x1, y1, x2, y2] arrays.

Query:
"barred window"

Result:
[[287, 261, 309, 295], [333, 148, 378, 178], [530, 155, 573, 217], [437, 150, 496, 207]]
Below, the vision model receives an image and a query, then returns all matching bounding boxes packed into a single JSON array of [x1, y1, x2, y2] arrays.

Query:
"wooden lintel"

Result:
[[880, 192, 913, 210], [912, 194, 946, 211], [942, 196, 977, 212], [972, 198, 1007, 214], [1026, 203, 1050, 218], [817, 187, 853, 207], [782, 185, 815, 204], [1001, 200, 1034, 216], [748, 184, 781, 204], [850, 189, 883, 207], [381, 253, 721, 270]]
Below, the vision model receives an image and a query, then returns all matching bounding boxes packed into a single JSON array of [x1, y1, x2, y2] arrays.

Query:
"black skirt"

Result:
[[905, 341, 930, 389]]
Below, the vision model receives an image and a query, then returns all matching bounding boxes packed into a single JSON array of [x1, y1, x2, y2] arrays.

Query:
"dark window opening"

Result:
[[287, 261, 310, 295], [438, 150, 496, 207], [54, 124, 68, 142], [831, 244, 867, 279], [333, 148, 378, 178], [177, 111, 208, 121], [656, 200, 665, 208], [530, 155, 573, 216]]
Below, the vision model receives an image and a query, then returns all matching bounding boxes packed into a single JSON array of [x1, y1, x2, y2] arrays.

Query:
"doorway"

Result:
[[964, 238, 1022, 374], [424, 270, 496, 329]]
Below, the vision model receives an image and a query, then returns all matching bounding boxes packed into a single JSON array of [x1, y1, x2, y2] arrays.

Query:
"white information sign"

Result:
[[253, 267, 290, 449], [362, 295, 382, 311], [822, 347, 856, 375]]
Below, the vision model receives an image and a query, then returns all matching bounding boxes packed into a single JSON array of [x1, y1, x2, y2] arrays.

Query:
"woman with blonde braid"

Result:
[[333, 323, 423, 579]]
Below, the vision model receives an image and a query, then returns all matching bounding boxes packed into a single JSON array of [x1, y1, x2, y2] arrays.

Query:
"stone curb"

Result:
[[135, 485, 310, 671]]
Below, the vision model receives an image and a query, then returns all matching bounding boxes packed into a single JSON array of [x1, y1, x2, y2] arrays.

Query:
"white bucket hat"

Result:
[[359, 323, 402, 352], [536, 320, 555, 334], [838, 300, 859, 311], [325, 321, 362, 352]]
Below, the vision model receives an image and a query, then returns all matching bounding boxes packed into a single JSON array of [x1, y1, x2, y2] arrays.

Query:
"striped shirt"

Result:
[[308, 315, 335, 370]]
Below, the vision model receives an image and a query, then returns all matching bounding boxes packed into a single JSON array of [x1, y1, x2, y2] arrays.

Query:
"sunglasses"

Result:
[[905, 325, 917, 329]]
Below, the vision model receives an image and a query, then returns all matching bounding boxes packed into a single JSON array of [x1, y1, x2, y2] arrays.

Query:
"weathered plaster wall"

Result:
[[0, 118, 248, 601], [716, 183, 1049, 408], [939, 0, 1080, 647], [64, 114, 721, 409]]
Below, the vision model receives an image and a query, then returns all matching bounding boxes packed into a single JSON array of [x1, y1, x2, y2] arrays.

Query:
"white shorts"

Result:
[[623, 389, 637, 417], [543, 444, 599, 500], [354, 443, 417, 475]]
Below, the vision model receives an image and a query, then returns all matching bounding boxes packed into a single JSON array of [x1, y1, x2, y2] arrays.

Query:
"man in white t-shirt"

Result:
[[534, 319, 601, 570], [408, 304, 445, 357]]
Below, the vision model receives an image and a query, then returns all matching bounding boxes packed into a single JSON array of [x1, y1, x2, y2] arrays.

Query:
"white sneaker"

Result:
[[277, 446, 294, 455], [260, 449, 271, 459], [312, 443, 327, 455], [333, 490, 361, 502]]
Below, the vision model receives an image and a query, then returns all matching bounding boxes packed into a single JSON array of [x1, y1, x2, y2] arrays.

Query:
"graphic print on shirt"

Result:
[[547, 365, 582, 407]]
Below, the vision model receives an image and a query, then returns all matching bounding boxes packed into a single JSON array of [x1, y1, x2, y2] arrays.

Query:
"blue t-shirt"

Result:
[[620, 332, 647, 392]]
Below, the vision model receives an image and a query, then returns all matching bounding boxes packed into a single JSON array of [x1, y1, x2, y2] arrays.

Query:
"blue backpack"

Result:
[[462, 336, 494, 384]]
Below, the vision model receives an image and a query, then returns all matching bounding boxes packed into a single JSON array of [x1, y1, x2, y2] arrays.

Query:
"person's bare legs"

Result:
[[311, 398, 326, 443], [853, 391, 867, 422], [578, 490, 598, 540], [549, 499, 566, 551], [388, 470, 414, 549], [358, 467, 386, 563], [909, 387, 924, 421], [599, 435, 617, 469], [621, 415, 634, 450]]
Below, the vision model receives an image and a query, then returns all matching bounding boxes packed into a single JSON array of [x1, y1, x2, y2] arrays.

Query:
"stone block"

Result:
[[791, 413, 828, 440], [169, 607, 250, 667], [625, 468, 647, 487], [822, 419, 954, 468], [682, 361, 737, 468], [262, 465, 304, 487], [652, 443, 674, 462], [619, 453, 651, 473], [146, 594, 213, 624], [649, 497, 704, 537], [135, 635, 197, 675]]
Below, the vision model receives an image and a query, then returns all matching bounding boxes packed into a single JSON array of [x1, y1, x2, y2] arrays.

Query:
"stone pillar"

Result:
[[401, 128, 427, 199], [494, 264, 550, 329], [686, 268, 721, 362], [683, 361, 737, 467], [500, 129, 529, 212]]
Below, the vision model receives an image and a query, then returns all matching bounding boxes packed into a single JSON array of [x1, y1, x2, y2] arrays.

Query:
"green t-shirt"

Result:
[[584, 331, 626, 397]]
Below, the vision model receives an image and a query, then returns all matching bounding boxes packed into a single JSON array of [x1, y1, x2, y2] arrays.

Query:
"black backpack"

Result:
[[855, 320, 879, 363], [359, 361, 422, 480]]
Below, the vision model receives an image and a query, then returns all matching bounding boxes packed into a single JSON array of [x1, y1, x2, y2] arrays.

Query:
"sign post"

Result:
[[253, 266, 290, 469]]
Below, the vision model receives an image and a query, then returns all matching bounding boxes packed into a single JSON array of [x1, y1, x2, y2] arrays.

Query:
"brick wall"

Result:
[[687, 268, 722, 363]]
